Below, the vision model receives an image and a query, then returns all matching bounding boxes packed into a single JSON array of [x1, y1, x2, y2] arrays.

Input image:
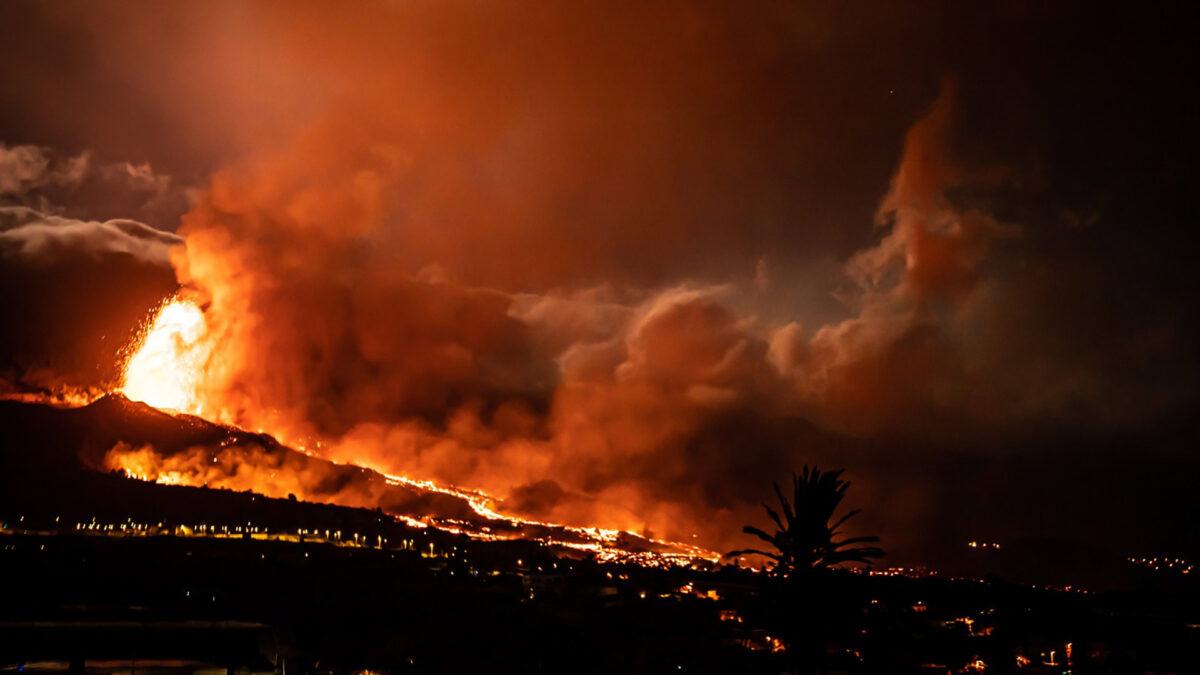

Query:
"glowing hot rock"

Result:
[[121, 298, 209, 413]]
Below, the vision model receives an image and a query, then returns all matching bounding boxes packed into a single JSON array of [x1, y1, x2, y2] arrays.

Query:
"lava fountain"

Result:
[[121, 297, 209, 413]]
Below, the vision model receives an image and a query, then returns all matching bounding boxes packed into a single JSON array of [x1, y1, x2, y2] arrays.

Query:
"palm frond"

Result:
[[742, 525, 780, 547], [772, 481, 795, 528], [828, 508, 861, 534], [726, 548, 784, 562], [730, 465, 885, 572], [832, 535, 880, 549], [762, 503, 788, 533]]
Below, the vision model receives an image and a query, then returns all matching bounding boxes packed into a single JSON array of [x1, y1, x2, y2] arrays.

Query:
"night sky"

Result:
[[1, 1, 1196, 563]]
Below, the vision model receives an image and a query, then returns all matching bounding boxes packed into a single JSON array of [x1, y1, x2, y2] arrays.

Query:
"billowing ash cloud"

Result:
[[770, 84, 1020, 436], [155, 77, 1163, 550]]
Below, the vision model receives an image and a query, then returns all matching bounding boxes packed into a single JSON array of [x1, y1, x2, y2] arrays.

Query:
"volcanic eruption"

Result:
[[2, 0, 1194, 571], [103, 289, 720, 565]]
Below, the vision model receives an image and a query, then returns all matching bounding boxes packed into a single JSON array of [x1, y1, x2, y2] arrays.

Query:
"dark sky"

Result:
[[1, 1, 1197, 561]]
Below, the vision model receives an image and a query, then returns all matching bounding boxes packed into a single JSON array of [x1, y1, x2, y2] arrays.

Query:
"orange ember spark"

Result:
[[121, 298, 209, 413]]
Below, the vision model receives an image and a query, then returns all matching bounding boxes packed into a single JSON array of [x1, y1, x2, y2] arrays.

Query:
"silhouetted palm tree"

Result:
[[729, 466, 883, 574]]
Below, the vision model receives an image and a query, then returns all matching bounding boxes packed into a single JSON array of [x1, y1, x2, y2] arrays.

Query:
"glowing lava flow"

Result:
[[375, 470, 720, 564], [120, 297, 209, 413], [112, 296, 719, 566]]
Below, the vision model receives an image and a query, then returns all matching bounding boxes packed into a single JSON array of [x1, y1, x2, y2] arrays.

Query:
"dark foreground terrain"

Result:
[[1, 396, 1197, 673], [2, 506, 1198, 674]]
